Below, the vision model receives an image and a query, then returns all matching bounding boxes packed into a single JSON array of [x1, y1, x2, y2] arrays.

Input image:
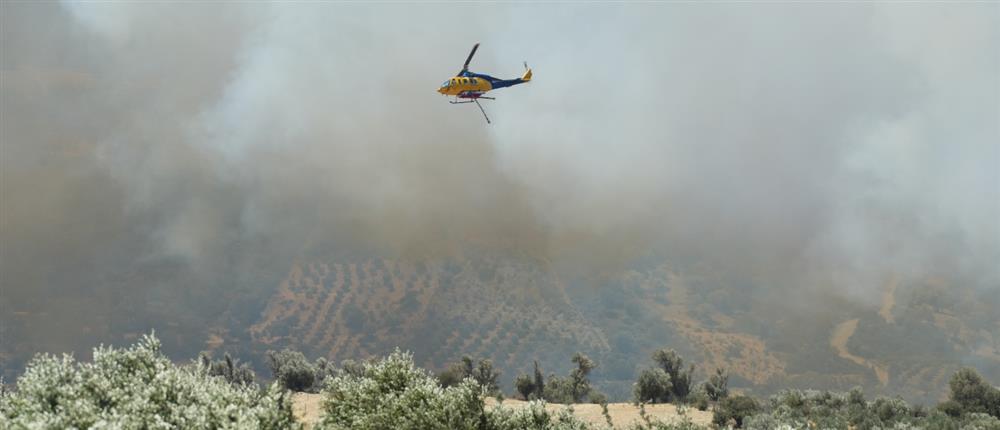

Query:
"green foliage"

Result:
[[516, 373, 537, 400], [438, 355, 501, 395], [0, 333, 298, 429], [534, 360, 546, 400], [625, 404, 704, 430], [588, 390, 608, 405], [199, 351, 257, 386], [948, 367, 1000, 418], [937, 399, 965, 417], [634, 368, 672, 404], [338, 358, 366, 378], [544, 375, 576, 404], [570, 353, 597, 403], [651, 349, 694, 402], [266, 349, 331, 393], [687, 385, 709, 411], [703, 367, 728, 401], [634, 349, 694, 404], [319, 349, 590, 430], [542, 353, 605, 404], [741, 386, 1000, 430], [488, 401, 593, 430], [713, 394, 760, 428]]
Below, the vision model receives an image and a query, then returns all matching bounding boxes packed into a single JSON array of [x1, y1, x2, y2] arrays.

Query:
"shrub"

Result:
[[587, 391, 608, 405], [488, 401, 592, 430], [937, 399, 964, 417], [741, 386, 1000, 430], [634, 368, 672, 404], [650, 349, 694, 402], [570, 353, 597, 403], [703, 367, 728, 401], [624, 406, 706, 430], [319, 349, 590, 430], [438, 355, 501, 395], [541, 353, 605, 404], [516, 373, 537, 400], [266, 349, 331, 393], [514, 362, 549, 401], [339, 358, 366, 377], [534, 360, 546, 400], [688, 386, 710, 411], [199, 351, 256, 386], [948, 367, 1000, 418], [0, 333, 298, 429], [544, 375, 576, 404], [267, 349, 316, 391], [713, 394, 760, 428]]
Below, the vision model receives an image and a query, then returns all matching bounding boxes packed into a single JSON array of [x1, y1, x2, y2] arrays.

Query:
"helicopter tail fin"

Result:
[[521, 62, 532, 82]]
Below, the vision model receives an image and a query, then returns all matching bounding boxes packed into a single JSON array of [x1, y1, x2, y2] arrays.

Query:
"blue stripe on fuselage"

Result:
[[460, 70, 525, 89], [489, 79, 525, 89]]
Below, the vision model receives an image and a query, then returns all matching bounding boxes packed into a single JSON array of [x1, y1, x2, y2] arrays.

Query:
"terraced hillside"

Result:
[[250, 258, 610, 379], [246, 257, 999, 403]]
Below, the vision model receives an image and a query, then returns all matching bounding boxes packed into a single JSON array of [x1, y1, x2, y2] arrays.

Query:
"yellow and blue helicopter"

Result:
[[438, 43, 531, 123]]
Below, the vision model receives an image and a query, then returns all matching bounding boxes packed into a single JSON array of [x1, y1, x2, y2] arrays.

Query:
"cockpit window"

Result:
[[441, 81, 450, 88]]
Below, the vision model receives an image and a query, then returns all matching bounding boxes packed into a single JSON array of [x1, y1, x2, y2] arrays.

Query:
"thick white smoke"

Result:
[[1, 2, 996, 357]]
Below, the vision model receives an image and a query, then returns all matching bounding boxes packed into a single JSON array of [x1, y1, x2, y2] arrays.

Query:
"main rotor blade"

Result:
[[462, 43, 480, 72]]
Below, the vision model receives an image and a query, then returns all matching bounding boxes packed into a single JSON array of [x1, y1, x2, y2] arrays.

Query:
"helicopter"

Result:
[[438, 43, 531, 124]]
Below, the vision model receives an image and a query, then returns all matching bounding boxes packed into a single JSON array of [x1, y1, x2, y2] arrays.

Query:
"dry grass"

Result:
[[292, 392, 324, 430], [487, 398, 714, 428], [291, 393, 713, 429]]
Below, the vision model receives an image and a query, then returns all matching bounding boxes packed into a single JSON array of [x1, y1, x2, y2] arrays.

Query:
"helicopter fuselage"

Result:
[[437, 75, 493, 96], [438, 69, 531, 97]]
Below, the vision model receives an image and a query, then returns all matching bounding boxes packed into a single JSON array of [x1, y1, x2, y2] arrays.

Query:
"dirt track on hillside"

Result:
[[831, 318, 889, 385]]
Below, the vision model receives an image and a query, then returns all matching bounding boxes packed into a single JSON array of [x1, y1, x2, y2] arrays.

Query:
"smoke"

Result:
[[1, 2, 997, 358]]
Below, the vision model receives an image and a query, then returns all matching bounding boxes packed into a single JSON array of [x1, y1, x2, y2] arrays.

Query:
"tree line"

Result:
[[3, 333, 998, 429]]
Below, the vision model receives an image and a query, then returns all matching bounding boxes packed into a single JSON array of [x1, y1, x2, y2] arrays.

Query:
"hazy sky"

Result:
[[1, 2, 998, 343]]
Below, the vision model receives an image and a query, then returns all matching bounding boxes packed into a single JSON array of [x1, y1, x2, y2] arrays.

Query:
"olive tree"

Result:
[[1, 333, 298, 429]]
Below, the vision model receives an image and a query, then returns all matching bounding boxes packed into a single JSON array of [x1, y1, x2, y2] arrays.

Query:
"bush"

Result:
[[266, 349, 331, 393], [543, 375, 576, 404], [267, 349, 315, 391], [948, 367, 1000, 418], [540, 353, 605, 404], [438, 355, 501, 395], [319, 349, 590, 430], [713, 394, 760, 428], [688, 386, 709, 411], [570, 353, 597, 403], [516, 373, 537, 400], [703, 367, 728, 401], [741, 386, 1000, 430], [625, 404, 705, 430], [534, 360, 546, 400], [0, 333, 298, 429], [199, 351, 257, 386], [634, 368, 672, 404], [937, 399, 964, 417], [649, 349, 694, 402], [488, 401, 592, 430]]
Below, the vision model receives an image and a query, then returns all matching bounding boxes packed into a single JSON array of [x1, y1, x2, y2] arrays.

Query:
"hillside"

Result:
[[234, 256, 1000, 404]]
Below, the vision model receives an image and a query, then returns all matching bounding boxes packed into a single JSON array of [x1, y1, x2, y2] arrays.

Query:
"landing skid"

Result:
[[450, 96, 494, 124]]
